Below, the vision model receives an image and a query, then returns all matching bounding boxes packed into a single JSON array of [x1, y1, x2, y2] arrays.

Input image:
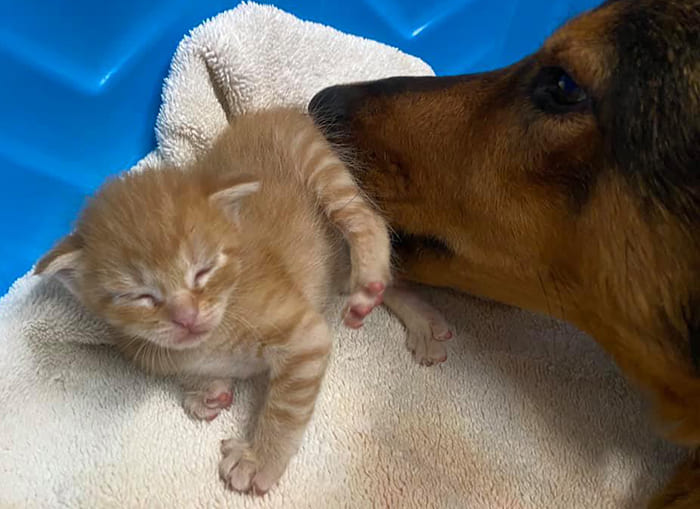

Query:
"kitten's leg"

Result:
[[383, 284, 453, 366], [181, 377, 234, 421], [296, 128, 391, 328], [219, 312, 330, 495]]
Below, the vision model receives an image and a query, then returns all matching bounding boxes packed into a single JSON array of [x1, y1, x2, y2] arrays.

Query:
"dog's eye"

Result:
[[556, 73, 587, 104], [531, 67, 590, 114]]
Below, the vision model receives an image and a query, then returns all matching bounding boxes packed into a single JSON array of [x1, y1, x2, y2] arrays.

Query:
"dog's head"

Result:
[[310, 0, 700, 440]]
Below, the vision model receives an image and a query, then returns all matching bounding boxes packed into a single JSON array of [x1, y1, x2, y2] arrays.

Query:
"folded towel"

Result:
[[0, 3, 683, 507]]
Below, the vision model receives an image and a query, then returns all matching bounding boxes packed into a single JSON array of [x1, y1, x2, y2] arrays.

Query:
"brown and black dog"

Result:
[[309, 0, 700, 506]]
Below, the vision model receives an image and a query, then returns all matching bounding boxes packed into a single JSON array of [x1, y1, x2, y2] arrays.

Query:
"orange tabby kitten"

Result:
[[35, 107, 451, 494]]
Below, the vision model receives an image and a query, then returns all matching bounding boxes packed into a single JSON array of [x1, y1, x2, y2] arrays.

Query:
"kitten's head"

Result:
[[35, 167, 259, 350]]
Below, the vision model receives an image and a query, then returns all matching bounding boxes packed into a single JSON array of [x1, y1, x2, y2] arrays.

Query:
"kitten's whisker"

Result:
[[161, 347, 169, 374], [149, 345, 158, 374], [166, 347, 176, 373], [156, 346, 163, 374], [120, 334, 141, 352], [133, 340, 149, 367]]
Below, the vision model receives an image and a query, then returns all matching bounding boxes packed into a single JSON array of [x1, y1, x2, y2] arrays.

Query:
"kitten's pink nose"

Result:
[[169, 294, 199, 331]]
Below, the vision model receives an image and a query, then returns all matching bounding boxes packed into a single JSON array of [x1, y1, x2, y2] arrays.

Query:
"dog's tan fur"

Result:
[[310, 0, 700, 505]]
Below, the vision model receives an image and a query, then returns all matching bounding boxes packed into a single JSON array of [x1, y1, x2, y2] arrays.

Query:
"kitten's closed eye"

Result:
[[192, 253, 228, 289], [114, 292, 161, 307], [194, 267, 213, 288]]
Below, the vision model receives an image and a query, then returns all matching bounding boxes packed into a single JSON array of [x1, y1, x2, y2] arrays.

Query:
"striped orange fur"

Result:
[[35, 107, 402, 495]]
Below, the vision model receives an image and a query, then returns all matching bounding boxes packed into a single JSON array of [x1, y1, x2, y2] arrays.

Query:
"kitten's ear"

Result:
[[209, 175, 260, 222], [34, 233, 84, 296]]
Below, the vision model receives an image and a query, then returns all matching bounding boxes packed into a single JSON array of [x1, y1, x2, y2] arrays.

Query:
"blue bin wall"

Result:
[[0, 0, 602, 291]]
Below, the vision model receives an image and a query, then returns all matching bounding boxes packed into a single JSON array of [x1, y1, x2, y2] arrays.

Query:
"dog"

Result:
[[308, 0, 700, 506]]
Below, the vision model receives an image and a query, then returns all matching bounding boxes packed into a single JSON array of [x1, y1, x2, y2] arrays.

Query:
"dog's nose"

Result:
[[309, 86, 347, 124], [309, 84, 368, 139]]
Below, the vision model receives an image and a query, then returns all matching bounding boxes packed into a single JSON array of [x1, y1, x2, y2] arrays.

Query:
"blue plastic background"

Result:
[[0, 0, 602, 292]]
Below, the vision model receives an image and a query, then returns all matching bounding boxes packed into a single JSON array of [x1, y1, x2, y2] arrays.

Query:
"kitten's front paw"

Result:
[[183, 379, 233, 421], [343, 281, 386, 329], [219, 439, 287, 495]]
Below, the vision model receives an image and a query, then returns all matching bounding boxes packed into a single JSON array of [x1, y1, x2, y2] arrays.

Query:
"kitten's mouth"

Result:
[[172, 328, 211, 348]]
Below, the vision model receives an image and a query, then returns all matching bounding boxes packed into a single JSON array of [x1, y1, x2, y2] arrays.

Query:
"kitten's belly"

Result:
[[178, 344, 268, 379]]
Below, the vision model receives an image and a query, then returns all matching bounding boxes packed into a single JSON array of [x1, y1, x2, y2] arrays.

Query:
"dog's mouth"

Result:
[[309, 76, 478, 263], [308, 74, 491, 227]]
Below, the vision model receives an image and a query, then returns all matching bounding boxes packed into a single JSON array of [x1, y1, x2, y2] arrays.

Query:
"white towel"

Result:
[[0, 3, 683, 507]]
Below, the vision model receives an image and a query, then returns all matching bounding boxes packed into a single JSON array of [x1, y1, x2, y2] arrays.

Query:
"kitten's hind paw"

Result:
[[183, 379, 233, 421], [342, 281, 386, 329]]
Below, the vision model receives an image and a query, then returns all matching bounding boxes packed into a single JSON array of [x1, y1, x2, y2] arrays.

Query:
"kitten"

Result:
[[35, 107, 451, 494]]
